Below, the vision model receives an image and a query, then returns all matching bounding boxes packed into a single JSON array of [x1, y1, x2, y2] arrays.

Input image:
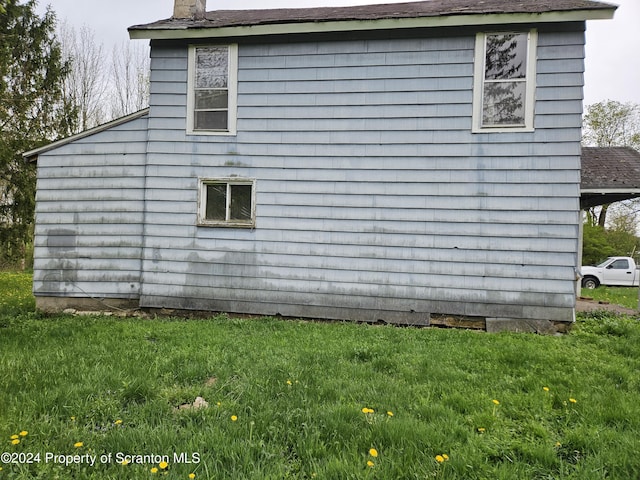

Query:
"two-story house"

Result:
[[25, 0, 616, 332]]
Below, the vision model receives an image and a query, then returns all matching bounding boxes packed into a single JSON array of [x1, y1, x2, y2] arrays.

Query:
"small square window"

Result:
[[198, 179, 255, 227]]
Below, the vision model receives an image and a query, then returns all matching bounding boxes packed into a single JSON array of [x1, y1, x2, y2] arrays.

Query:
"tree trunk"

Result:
[[598, 204, 609, 227]]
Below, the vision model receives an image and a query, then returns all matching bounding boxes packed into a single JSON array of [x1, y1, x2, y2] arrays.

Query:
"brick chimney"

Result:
[[173, 0, 206, 19]]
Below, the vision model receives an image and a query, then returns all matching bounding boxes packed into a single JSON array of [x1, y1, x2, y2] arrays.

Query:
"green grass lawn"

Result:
[[1, 272, 640, 479], [581, 286, 639, 310]]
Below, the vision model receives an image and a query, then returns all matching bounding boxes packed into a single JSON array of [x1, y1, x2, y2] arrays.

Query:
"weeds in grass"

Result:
[[1, 273, 640, 478]]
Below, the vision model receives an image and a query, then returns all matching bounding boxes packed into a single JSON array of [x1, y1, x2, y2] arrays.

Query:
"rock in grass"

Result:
[[175, 396, 209, 412]]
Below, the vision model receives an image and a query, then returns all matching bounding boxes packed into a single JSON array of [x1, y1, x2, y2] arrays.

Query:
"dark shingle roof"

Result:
[[129, 0, 617, 33], [581, 147, 640, 190], [581, 147, 640, 208]]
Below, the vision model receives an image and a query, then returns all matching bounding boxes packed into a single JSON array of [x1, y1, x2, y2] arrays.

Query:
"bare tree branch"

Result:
[[59, 21, 108, 132], [110, 41, 150, 119]]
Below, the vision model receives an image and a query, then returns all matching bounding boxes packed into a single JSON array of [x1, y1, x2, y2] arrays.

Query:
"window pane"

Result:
[[229, 184, 252, 221], [485, 33, 527, 80], [611, 260, 629, 269], [195, 111, 228, 130], [196, 47, 228, 88], [205, 184, 227, 221], [195, 90, 228, 109], [196, 73, 228, 89], [482, 81, 526, 126]]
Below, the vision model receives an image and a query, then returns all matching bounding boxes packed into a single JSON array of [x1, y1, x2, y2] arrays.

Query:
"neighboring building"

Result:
[[25, 0, 617, 332]]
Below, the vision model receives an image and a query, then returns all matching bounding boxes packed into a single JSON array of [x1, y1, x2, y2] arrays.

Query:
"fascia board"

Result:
[[129, 9, 616, 40]]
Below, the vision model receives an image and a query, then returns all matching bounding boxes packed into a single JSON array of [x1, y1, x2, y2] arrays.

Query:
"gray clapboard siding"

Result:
[[33, 113, 149, 301], [141, 229, 578, 259], [142, 153, 578, 170], [141, 140, 581, 157], [139, 288, 574, 322], [143, 254, 576, 283], [136, 26, 585, 323], [139, 272, 574, 304], [141, 165, 579, 186], [137, 233, 573, 267]]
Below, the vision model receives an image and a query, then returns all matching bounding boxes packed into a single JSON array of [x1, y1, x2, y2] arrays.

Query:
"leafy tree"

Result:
[[582, 223, 615, 265], [583, 100, 640, 150], [582, 223, 640, 266], [0, 0, 75, 266]]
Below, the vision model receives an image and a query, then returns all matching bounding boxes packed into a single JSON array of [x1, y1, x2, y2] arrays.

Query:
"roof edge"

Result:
[[23, 108, 150, 161], [129, 8, 616, 40]]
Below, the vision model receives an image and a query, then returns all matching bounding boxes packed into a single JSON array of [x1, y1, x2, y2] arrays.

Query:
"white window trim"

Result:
[[472, 29, 537, 133], [197, 178, 256, 228], [187, 44, 238, 136]]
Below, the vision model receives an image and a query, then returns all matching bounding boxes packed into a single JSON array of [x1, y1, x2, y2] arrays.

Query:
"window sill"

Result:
[[197, 221, 255, 228], [187, 129, 237, 137], [472, 125, 535, 134]]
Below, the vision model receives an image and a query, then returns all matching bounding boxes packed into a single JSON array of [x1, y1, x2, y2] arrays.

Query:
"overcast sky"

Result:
[[35, 0, 639, 107]]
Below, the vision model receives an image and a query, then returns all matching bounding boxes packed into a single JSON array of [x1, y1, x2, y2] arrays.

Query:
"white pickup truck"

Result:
[[581, 256, 640, 289]]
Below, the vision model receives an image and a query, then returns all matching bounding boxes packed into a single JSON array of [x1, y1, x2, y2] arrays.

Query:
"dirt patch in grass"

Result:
[[576, 297, 639, 316]]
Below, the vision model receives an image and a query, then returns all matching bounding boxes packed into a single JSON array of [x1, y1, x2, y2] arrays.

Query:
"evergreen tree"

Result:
[[0, 0, 75, 265]]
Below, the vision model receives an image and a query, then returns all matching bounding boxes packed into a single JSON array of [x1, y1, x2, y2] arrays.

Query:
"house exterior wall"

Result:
[[32, 114, 149, 308], [138, 24, 585, 325]]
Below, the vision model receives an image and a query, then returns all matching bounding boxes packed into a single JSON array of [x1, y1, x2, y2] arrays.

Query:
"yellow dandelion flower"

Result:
[[543, 386, 550, 392], [286, 380, 292, 386], [11, 439, 20, 445], [387, 411, 394, 417], [10, 435, 19, 440], [231, 415, 238, 422], [151, 467, 159, 473], [369, 448, 378, 458], [74, 442, 83, 448], [70, 416, 76, 421], [121, 459, 130, 466], [114, 420, 123, 425], [569, 398, 577, 404], [492, 399, 500, 405], [477, 427, 486, 433], [367, 460, 375, 468], [442, 454, 449, 461], [159, 461, 169, 470], [435, 455, 445, 463], [189, 474, 196, 479], [361, 407, 374, 414], [19, 431, 28, 437]]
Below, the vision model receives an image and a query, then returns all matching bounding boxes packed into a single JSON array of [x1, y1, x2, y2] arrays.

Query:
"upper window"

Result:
[[198, 178, 255, 228], [187, 45, 238, 135], [472, 30, 537, 132]]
